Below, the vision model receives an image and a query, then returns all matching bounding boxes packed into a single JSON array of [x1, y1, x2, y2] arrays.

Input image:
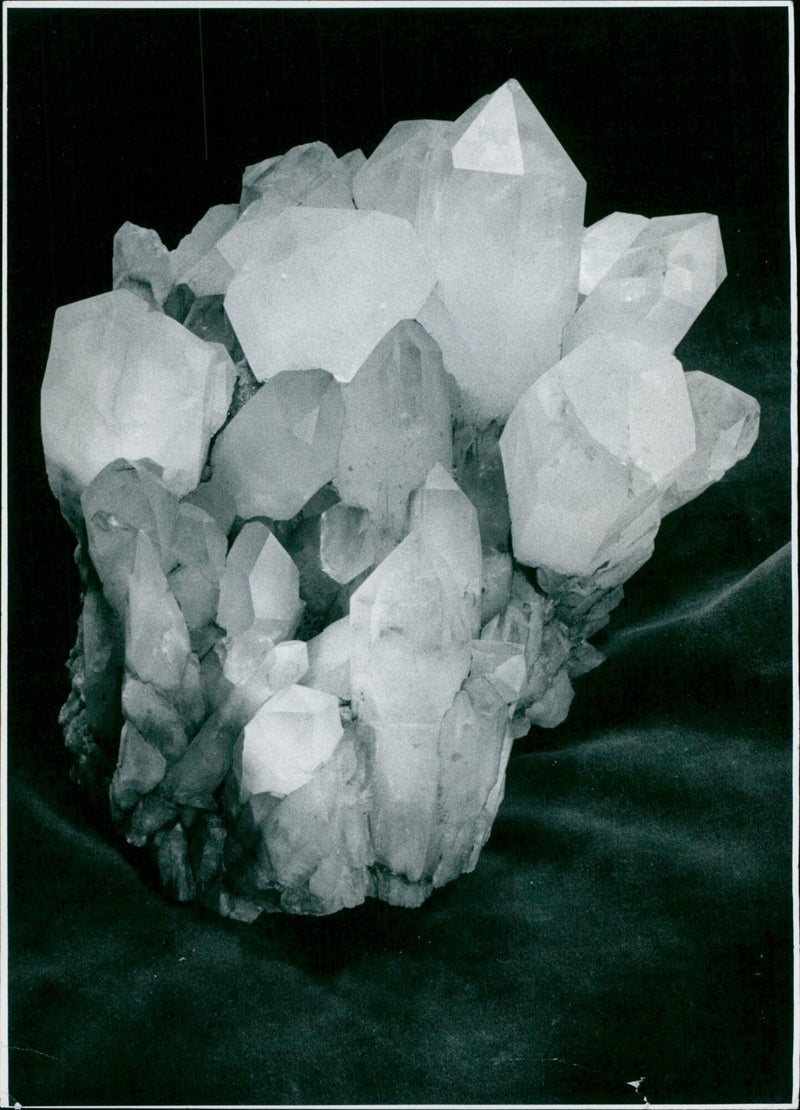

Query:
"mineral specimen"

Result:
[[42, 78, 759, 918]]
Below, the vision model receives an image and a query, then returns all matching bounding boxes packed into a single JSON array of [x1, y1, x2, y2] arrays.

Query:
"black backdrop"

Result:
[[6, 6, 794, 1107]]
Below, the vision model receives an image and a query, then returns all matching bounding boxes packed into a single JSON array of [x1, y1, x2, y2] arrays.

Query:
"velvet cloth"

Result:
[[6, 8, 793, 1106]]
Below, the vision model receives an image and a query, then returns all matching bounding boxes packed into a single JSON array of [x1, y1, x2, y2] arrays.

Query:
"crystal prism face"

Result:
[[208, 368, 344, 521], [333, 319, 453, 537], [223, 207, 437, 383], [41, 290, 235, 509], [42, 77, 762, 917], [500, 336, 696, 577], [563, 213, 727, 354]]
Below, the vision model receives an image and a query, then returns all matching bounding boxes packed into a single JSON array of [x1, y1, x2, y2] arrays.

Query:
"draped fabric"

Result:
[[6, 8, 793, 1106]]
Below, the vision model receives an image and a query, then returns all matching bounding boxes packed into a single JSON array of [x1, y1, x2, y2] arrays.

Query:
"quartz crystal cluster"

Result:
[[43, 79, 759, 917]]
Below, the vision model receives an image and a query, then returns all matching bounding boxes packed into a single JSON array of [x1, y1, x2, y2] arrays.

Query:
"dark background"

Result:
[[6, 6, 794, 1107]]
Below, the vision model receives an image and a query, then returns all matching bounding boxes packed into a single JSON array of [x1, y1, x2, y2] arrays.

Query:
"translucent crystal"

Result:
[[125, 531, 194, 693], [234, 684, 343, 800], [430, 645, 522, 887], [500, 335, 696, 576], [82, 459, 228, 635], [350, 465, 481, 882], [112, 221, 173, 307], [353, 119, 451, 224], [235, 726, 372, 915], [579, 212, 649, 296], [110, 721, 167, 811], [223, 208, 437, 383], [216, 522, 304, 642], [452, 420, 511, 552], [319, 504, 394, 585], [662, 370, 760, 514], [239, 141, 340, 210], [169, 204, 240, 297], [412, 79, 586, 421], [41, 290, 235, 510], [562, 213, 726, 355], [207, 368, 343, 521], [333, 319, 453, 537]]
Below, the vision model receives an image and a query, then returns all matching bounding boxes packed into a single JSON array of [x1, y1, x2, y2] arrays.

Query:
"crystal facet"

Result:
[[223, 208, 437, 383]]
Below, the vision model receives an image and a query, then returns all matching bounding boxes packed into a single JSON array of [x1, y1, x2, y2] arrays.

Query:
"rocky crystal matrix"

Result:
[[43, 79, 760, 918]]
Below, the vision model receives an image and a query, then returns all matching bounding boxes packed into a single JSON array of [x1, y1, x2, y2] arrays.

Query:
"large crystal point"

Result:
[[41, 290, 235, 514], [333, 319, 453, 537], [206, 369, 344, 521], [563, 213, 726, 355], [350, 465, 481, 889], [217, 522, 304, 642], [412, 79, 585, 421], [223, 208, 437, 383], [500, 335, 696, 577]]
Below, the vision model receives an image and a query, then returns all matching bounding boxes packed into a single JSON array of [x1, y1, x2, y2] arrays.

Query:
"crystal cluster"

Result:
[[43, 79, 759, 918]]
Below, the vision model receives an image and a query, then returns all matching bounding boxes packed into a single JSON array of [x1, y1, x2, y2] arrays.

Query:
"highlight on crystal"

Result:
[[41, 78, 760, 917]]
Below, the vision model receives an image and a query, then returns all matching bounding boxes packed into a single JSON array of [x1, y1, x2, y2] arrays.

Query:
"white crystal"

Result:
[[236, 684, 343, 799], [207, 369, 343, 520], [563, 213, 726, 355], [41, 290, 235, 504], [333, 319, 453, 537], [579, 212, 649, 296], [216, 523, 303, 642], [223, 207, 437, 383], [412, 79, 586, 421], [350, 465, 481, 879], [500, 335, 696, 576]]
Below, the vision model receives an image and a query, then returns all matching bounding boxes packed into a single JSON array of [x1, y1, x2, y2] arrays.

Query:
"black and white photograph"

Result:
[[2, 3, 796, 1106]]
